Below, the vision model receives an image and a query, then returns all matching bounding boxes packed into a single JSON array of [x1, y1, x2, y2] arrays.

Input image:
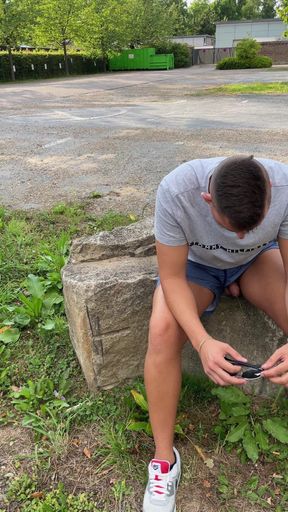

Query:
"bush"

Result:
[[155, 42, 191, 68], [216, 55, 272, 70], [216, 57, 248, 70], [250, 55, 272, 68], [216, 38, 272, 70], [236, 38, 261, 62], [0, 51, 106, 82]]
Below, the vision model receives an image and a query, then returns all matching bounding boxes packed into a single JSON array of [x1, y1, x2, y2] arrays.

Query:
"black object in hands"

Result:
[[224, 355, 262, 381]]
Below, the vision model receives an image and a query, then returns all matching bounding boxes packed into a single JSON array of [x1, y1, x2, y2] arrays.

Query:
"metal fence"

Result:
[[192, 47, 234, 65]]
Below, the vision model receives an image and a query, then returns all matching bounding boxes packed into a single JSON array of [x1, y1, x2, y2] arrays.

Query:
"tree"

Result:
[[212, 0, 241, 21], [212, 0, 276, 22], [240, 0, 261, 19], [78, 0, 132, 69], [128, 0, 178, 47], [161, 0, 189, 34], [0, 0, 35, 80], [278, 1, 288, 36], [188, 0, 216, 35], [34, 0, 84, 76], [261, 0, 277, 18]]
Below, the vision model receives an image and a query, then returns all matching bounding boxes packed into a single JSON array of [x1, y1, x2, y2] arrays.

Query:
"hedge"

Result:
[[154, 42, 191, 68], [0, 51, 106, 81], [216, 55, 272, 70]]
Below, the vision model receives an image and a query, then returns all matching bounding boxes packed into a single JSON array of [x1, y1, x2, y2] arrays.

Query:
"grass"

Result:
[[194, 81, 288, 96], [1, 201, 288, 511]]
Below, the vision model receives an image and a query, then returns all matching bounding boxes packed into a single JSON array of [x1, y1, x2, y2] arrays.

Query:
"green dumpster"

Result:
[[109, 48, 174, 71]]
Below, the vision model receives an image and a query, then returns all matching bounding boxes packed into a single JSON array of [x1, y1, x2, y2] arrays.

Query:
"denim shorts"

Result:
[[157, 240, 279, 314]]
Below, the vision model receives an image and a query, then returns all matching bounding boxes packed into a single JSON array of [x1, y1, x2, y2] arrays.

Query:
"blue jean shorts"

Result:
[[157, 240, 279, 314]]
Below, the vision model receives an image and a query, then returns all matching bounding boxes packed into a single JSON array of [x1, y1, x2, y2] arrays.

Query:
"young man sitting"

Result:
[[143, 155, 288, 512]]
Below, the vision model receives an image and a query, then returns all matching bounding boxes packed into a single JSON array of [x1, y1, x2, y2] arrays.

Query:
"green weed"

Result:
[[90, 211, 137, 232], [127, 388, 184, 436], [213, 386, 288, 463], [7, 476, 99, 511], [10, 375, 70, 414], [7, 473, 37, 502], [95, 420, 135, 474], [111, 479, 132, 512], [89, 191, 103, 199]]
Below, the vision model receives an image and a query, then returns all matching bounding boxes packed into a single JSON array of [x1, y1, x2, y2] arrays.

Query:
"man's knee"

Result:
[[148, 313, 185, 356]]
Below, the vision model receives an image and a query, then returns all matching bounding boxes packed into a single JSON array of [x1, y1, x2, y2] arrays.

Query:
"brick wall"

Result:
[[259, 41, 288, 64]]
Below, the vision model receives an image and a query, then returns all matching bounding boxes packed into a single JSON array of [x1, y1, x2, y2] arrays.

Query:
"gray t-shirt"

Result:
[[155, 157, 288, 269]]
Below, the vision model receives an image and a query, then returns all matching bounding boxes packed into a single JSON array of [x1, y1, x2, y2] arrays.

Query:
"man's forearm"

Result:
[[285, 280, 288, 333], [161, 277, 210, 351]]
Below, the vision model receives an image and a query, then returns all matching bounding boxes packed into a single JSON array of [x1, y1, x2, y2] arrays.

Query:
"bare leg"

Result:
[[239, 249, 288, 333], [144, 283, 214, 463]]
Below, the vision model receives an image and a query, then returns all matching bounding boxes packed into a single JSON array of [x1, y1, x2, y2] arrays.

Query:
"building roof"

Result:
[[171, 34, 214, 38], [216, 18, 283, 25]]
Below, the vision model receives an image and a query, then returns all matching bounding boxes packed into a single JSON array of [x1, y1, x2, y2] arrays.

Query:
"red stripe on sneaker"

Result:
[[151, 459, 170, 474]]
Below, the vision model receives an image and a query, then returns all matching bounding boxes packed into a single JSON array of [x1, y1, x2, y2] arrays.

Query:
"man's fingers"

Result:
[[222, 361, 242, 374], [227, 348, 247, 363], [262, 351, 284, 370], [269, 375, 288, 386], [206, 371, 225, 386], [262, 361, 287, 378], [217, 368, 246, 386]]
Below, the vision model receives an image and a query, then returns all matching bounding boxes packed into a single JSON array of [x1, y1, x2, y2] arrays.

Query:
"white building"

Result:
[[215, 18, 287, 48], [171, 34, 215, 48]]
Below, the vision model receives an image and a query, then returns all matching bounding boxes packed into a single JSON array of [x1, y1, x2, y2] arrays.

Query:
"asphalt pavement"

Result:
[[0, 65, 288, 212]]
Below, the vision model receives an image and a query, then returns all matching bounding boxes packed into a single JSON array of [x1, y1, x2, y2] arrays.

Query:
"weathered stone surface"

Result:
[[184, 296, 285, 395], [62, 218, 286, 394], [70, 217, 155, 264], [63, 256, 158, 390]]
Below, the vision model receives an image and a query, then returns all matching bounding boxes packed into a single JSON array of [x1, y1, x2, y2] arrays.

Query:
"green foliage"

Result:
[[10, 376, 70, 413], [216, 57, 247, 69], [213, 386, 288, 463], [78, 0, 133, 61], [3, 273, 63, 331], [90, 211, 137, 232], [0, 0, 36, 48], [278, 1, 288, 35], [0, 345, 12, 389], [235, 38, 261, 62], [155, 42, 191, 68], [7, 473, 37, 502], [164, 0, 189, 35], [188, 0, 216, 35], [128, 0, 178, 47], [7, 477, 98, 511], [36, 232, 70, 290], [213, 0, 277, 22], [127, 387, 184, 436], [0, 51, 105, 82], [34, 0, 82, 50], [217, 38, 272, 70], [216, 55, 272, 70]]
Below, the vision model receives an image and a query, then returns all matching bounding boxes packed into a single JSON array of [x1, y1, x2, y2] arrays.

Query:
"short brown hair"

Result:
[[211, 155, 270, 231]]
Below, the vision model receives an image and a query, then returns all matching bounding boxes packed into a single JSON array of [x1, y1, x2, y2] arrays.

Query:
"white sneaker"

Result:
[[143, 447, 181, 512]]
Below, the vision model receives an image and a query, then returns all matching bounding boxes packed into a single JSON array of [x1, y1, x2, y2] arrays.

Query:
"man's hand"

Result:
[[199, 338, 247, 386], [261, 342, 288, 386]]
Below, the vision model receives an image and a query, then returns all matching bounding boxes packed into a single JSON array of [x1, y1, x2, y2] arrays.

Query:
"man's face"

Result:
[[210, 204, 246, 239]]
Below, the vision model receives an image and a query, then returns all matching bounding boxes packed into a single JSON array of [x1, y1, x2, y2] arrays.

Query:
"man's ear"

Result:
[[201, 192, 213, 205]]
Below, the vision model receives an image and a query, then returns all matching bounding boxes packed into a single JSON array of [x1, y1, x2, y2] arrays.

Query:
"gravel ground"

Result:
[[1, 65, 288, 216]]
